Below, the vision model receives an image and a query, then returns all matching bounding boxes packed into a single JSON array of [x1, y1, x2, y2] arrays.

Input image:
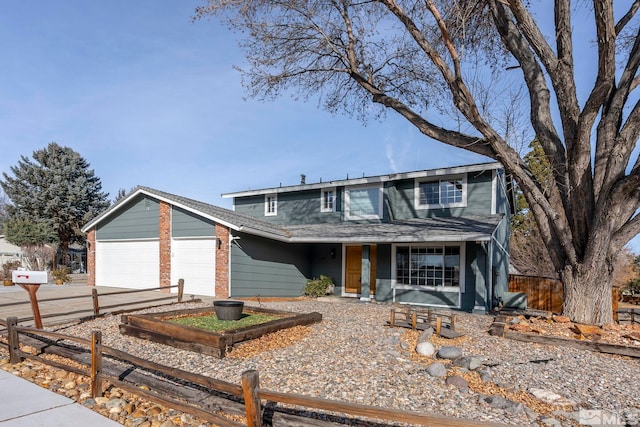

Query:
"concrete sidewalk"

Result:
[[0, 369, 122, 426]]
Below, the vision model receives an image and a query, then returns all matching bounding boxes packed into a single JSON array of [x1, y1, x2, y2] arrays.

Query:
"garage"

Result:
[[171, 238, 216, 296], [95, 240, 160, 289]]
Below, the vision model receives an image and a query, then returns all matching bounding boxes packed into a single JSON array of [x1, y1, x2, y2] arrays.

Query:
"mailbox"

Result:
[[12, 270, 48, 285]]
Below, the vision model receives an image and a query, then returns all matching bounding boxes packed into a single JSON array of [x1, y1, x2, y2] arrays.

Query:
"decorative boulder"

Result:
[[452, 356, 485, 371], [445, 375, 469, 391], [437, 346, 463, 360], [417, 327, 434, 343], [425, 362, 447, 378], [416, 341, 436, 357]]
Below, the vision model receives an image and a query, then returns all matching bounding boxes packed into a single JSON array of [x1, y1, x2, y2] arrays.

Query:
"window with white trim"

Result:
[[265, 194, 277, 216], [345, 184, 383, 220], [396, 245, 460, 288], [415, 175, 466, 209], [321, 188, 336, 212]]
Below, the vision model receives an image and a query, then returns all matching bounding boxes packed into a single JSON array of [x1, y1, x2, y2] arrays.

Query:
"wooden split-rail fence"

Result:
[[0, 316, 508, 427], [0, 280, 186, 330]]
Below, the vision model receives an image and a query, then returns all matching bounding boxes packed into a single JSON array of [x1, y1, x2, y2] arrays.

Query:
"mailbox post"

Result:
[[12, 271, 48, 329]]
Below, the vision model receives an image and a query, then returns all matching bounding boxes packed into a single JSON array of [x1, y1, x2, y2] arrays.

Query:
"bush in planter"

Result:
[[51, 266, 71, 284], [304, 275, 335, 297], [1, 260, 21, 285]]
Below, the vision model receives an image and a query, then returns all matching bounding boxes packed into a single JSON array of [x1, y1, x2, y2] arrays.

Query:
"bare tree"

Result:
[[197, 0, 640, 325]]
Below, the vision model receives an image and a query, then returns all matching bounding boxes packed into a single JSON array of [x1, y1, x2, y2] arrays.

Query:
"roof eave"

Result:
[[222, 162, 503, 198]]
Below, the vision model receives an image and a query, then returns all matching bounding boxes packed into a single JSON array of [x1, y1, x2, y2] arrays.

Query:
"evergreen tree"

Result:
[[0, 142, 109, 257]]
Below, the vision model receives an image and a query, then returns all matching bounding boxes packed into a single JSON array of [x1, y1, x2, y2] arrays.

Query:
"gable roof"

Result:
[[82, 186, 503, 244], [222, 162, 503, 198], [81, 186, 290, 240]]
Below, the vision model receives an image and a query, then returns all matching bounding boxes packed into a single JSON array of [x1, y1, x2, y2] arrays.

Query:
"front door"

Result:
[[344, 245, 377, 295]]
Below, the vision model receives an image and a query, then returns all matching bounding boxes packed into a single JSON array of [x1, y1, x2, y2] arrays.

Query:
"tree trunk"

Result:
[[561, 259, 614, 326]]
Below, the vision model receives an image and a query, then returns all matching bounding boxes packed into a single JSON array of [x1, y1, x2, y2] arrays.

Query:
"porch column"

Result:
[[360, 245, 371, 301]]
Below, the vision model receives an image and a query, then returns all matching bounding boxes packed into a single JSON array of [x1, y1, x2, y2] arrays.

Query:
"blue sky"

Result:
[[0, 1, 638, 253]]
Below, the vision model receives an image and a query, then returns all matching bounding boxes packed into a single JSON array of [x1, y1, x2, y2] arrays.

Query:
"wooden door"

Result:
[[345, 246, 362, 294], [345, 245, 377, 295]]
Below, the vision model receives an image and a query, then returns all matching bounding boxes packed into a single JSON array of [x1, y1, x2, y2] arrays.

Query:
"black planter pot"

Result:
[[213, 300, 244, 321]]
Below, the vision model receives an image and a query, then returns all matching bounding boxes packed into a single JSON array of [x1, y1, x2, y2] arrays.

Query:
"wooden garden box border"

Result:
[[119, 306, 322, 358]]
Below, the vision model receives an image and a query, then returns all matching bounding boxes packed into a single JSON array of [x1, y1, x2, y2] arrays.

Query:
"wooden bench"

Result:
[[387, 305, 464, 339]]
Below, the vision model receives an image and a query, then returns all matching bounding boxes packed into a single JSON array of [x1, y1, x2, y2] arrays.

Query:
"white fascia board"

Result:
[[222, 162, 503, 198]]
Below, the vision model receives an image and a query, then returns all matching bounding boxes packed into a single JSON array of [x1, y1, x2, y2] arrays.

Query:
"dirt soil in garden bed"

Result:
[[505, 314, 640, 348]]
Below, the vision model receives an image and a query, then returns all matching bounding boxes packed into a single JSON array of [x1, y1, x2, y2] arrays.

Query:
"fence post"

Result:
[[178, 279, 184, 303], [91, 331, 103, 398], [7, 317, 21, 364], [92, 288, 100, 316], [242, 370, 263, 427]]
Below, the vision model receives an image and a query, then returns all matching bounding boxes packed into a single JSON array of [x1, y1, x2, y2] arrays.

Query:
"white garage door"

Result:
[[96, 240, 160, 289], [171, 238, 216, 297]]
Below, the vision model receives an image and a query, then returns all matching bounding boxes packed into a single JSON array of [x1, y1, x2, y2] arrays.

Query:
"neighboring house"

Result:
[[81, 161, 513, 312], [0, 235, 23, 267]]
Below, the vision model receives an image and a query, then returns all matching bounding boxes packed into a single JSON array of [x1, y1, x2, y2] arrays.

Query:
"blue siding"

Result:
[[386, 171, 494, 219], [96, 195, 159, 240], [230, 233, 312, 297], [309, 244, 343, 293], [393, 289, 460, 306], [234, 190, 343, 225], [172, 206, 215, 238]]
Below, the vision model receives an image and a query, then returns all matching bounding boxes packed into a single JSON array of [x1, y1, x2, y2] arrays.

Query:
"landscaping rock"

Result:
[[445, 375, 469, 391], [483, 395, 522, 413], [415, 341, 436, 357], [452, 356, 484, 370], [529, 388, 577, 408], [425, 362, 447, 378], [437, 346, 463, 360], [417, 327, 434, 343]]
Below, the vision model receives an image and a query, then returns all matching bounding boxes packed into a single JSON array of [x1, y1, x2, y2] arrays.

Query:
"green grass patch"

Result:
[[169, 313, 281, 331]]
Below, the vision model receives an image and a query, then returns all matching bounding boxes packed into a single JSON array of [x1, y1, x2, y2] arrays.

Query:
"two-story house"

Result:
[[81, 162, 512, 312]]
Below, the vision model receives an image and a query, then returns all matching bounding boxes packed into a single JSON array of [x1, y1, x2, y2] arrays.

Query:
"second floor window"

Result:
[[265, 194, 277, 216], [321, 189, 336, 212], [345, 184, 383, 220], [416, 176, 466, 208]]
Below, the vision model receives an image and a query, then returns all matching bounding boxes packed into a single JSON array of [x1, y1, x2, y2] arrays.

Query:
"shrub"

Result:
[[304, 275, 335, 297], [623, 278, 640, 296], [1, 260, 22, 280]]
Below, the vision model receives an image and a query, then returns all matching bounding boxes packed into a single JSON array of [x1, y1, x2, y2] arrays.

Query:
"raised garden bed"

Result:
[[119, 305, 322, 358]]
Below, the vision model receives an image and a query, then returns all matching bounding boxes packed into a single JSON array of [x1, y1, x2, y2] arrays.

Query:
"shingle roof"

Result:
[[284, 215, 503, 243], [81, 186, 290, 240], [83, 186, 503, 243]]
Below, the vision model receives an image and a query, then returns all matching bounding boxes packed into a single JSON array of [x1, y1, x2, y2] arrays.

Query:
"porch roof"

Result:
[[283, 215, 504, 243]]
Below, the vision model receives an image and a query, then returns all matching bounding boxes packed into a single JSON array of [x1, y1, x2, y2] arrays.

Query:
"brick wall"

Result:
[[159, 201, 171, 290], [87, 229, 96, 286], [215, 224, 230, 298]]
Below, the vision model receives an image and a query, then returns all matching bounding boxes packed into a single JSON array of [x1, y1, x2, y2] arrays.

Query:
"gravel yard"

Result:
[[3, 299, 640, 426]]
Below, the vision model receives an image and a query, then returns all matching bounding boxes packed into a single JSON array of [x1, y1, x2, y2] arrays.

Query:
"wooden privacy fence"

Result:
[[0, 280, 185, 329], [0, 317, 507, 427], [508, 274, 622, 319], [508, 274, 563, 313]]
